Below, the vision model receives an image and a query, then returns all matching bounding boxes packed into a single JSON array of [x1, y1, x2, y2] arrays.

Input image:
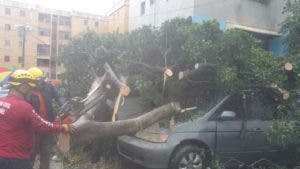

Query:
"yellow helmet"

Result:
[[9, 69, 36, 87], [28, 67, 44, 80]]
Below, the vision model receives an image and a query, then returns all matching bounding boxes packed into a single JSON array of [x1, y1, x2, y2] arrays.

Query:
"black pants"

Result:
[[0, 157, 32, 169], [31, 133, 53, 169]]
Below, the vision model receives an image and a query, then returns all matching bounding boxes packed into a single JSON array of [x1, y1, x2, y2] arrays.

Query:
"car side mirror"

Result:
[[219, 111, 236, 121]]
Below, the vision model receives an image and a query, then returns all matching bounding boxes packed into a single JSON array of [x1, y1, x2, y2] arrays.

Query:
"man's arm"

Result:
[[25, 105, 63, 133]]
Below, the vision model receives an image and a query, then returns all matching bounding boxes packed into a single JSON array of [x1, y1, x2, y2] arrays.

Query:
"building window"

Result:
[[4, 55, 10, 62], [39, 28, 50, 36], [38, 13, 51, 23], [37, 44, 50, 55], [59, 31, 71, 40], [18, 56, 24, 63], [19, 40, 23, 48], [5, 8, 11, 15], [150, 0, 155, 5], [37, 58, 50, 67], [140, 1, 146, 15], [4, 40, 10, 47], [59, 16, 71, 26], [84, 19, 88, 25], [20, 10, 25, 16], [4, 24, 11, 31], [95, 21, 99, 27]]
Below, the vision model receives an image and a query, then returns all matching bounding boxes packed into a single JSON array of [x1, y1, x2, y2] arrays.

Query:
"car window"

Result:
[[246, 92, 277, 121], [215, 94, 243, 120]]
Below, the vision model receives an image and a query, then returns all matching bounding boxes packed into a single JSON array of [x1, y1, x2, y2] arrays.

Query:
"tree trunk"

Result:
[[72, 102, 181, 143], [178, 63, 216, 83], [130, 61, 173, 77], [69, 63, 180, 144]]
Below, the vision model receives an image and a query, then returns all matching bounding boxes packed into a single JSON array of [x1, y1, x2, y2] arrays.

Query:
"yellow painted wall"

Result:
[[107, 4, 129, 33], [0, 3, 108, 79]]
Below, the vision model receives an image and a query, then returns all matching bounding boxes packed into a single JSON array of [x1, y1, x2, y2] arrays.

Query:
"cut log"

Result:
[[57, 133, 71, 153], [178, 70, 190, 80], [270, 84, 290, 100], [178, 63, 216, 82], [130, 61, 173, 77], [111, 92, 122, 122], [164, 68, 173, 77], [72, 102, 181, 143], [104, 63, 131, 96], [284, 62, 293, 71]]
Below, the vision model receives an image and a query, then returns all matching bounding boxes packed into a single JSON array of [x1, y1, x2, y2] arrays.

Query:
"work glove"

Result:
[[62, 124, 76, 134], [54, 114, 75, 124]]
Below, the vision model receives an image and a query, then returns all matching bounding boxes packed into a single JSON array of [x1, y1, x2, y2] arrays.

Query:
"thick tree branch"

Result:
[[72, 102, 181, 143]]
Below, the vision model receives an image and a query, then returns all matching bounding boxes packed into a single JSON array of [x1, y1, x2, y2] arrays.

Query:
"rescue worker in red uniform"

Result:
[[27, 67, 73, 169], [0, 70, 73, 169]]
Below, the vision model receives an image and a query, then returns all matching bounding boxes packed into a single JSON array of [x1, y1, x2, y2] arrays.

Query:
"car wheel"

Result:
[[170, 145, 207, 169]]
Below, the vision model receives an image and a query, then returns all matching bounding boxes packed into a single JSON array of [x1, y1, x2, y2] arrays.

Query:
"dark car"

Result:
[[117, 89, 298, 169]]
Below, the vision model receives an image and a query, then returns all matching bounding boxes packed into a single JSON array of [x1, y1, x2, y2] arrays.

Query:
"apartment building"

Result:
[[129, 0, 287, 56], [0, 0, 107, 79], [106, 0, 129, 33], [129, 0, 194, 30]]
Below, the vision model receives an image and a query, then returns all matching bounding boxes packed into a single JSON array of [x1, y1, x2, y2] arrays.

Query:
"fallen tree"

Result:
[[58, 63, 182, 151], [73, 102, 181, 142]]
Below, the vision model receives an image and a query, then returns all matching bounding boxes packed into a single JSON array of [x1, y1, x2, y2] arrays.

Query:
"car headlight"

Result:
[[135, 131, 169, 143]]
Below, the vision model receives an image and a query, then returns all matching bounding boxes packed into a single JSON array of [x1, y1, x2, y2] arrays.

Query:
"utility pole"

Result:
[[20, 27, 26, 68], [16, 25, 30, 68]]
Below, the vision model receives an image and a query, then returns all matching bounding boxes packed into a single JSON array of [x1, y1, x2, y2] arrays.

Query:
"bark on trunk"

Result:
[[178, 63, 216, 82], [69, 63, 181, 144], [72, 102, 181, 143], [130, 62, 173, 77], [104, 63, 130, 96]]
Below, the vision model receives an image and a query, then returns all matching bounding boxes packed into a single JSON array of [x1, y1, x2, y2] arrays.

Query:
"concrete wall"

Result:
[[0, 1, 106, 79], [193, 0, 286, 32], [129, 0, 194, 31], [107, 4, 129, 33]]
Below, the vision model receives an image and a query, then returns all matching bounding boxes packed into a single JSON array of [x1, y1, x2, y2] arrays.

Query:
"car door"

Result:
[[215, 94, 245, 159], [244, 91, 277, 160]]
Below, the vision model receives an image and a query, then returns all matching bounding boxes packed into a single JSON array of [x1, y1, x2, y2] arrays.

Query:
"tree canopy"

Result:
[[58, 18, 293, 109]]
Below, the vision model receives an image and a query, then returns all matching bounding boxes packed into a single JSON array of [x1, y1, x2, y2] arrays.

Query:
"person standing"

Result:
[[0, 69, 73, 169], [27, 67, 71, 169]]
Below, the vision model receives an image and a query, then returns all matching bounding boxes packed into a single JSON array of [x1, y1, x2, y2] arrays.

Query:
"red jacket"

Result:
[[0, 94, 63, 160]]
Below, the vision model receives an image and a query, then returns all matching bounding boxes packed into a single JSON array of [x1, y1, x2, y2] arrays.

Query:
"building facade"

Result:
[[106, 0, 129, 34], [128, 0, 194, 30], [128, 0, 287, 56], [0, 0, 107, 79]]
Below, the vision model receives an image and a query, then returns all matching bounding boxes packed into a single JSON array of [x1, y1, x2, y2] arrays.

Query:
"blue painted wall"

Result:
[[268, 36, 285, 56], [192, 15, 285, 56], [192, 15, 227, 31]]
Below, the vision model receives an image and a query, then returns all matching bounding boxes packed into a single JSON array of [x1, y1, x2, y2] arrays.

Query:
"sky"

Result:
[[18, 0, 121, 15]]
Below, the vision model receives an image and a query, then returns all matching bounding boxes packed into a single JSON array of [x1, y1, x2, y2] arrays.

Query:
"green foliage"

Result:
[[282, 0, 300, 56], [264, 0, 300, 154], [59, 18, 292, 109], [58, 32, 103, 97], [56, 13, 300, 169]]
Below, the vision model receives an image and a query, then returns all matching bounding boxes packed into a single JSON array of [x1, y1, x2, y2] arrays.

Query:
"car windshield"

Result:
[[138, 96, 224, 132]]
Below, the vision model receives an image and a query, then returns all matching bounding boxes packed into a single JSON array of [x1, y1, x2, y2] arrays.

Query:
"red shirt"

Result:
[[32, 90, 49, 120], [0, 94, 63, 160]]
